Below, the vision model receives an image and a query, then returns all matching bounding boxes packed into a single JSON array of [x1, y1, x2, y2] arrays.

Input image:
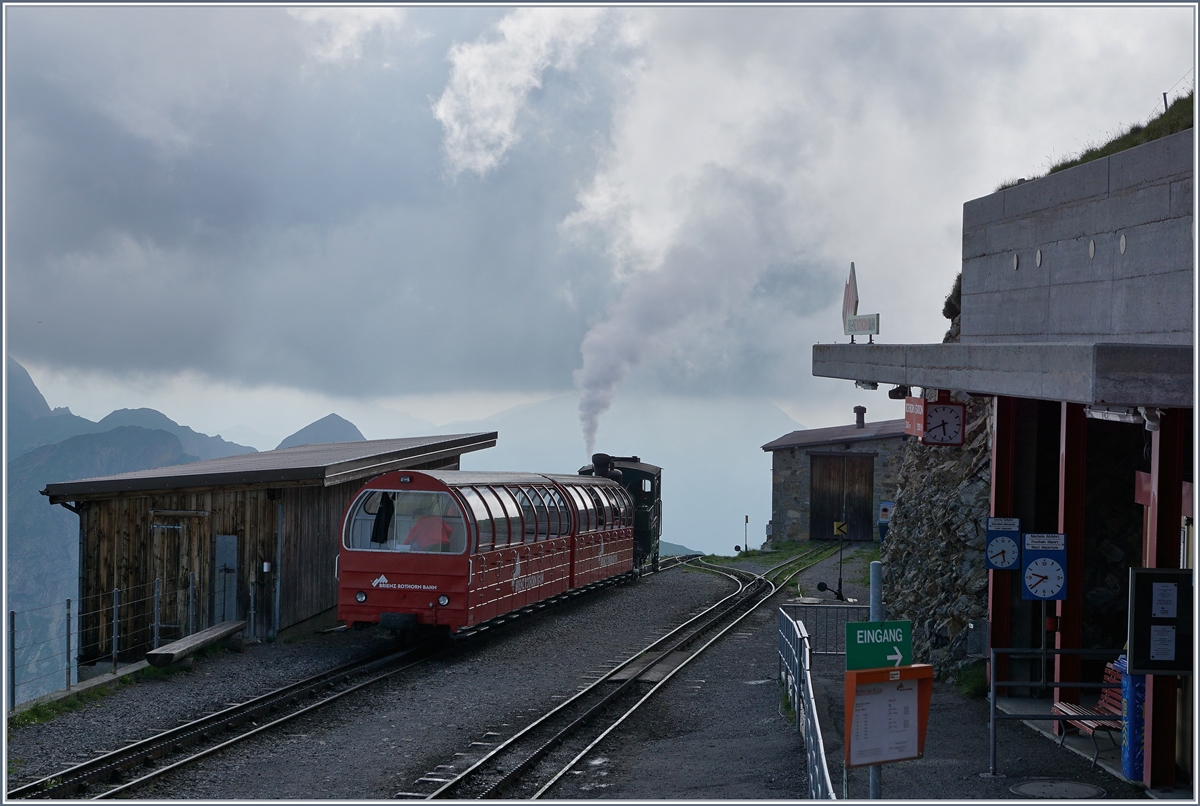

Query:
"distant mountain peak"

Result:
[[6, 356, 52, 421], [276, 413, 365, 450]]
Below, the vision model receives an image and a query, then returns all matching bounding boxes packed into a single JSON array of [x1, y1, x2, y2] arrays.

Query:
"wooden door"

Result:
[[810, 454, 875, 542]]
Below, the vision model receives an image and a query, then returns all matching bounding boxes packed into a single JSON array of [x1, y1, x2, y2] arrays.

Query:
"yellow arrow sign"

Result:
[[833, 521, 848, 536]]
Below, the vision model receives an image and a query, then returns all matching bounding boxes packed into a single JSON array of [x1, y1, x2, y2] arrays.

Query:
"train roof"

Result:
[[408, 470, 625, 488], [43, 433, 497, 502], [578, 460, 661, 476]]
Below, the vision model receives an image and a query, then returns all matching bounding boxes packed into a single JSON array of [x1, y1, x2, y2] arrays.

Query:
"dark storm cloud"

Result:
[[5, 6, 618, 396]]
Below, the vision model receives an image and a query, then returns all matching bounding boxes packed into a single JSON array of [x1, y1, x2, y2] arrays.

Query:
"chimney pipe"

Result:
[[854, 406, 866, 428]]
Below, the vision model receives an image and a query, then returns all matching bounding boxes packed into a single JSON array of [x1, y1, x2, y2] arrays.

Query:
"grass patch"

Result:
[[8, 684, 113, 730], [996, 90, 1192, 191], [954, 662, 989, 699], [856, 544, 882, 585], [137, 663, 185, 682]]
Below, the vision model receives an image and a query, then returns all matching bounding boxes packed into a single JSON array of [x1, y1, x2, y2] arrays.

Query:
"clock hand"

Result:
[[989, 549, 1006, 562], [1030, 573, 1048, 586]]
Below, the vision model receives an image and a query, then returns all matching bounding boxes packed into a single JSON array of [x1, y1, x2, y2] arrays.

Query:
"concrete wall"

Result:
[[769, 435, 905, 543], [961, 128, 1193, 346]]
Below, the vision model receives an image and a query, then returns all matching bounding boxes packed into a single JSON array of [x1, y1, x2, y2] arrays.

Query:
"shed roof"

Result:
[[42, 433, 497, 502], [761, 419, 906, 452]]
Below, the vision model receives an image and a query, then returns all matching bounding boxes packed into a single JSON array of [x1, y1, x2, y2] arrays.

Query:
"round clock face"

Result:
[[987, 535, 1019, 569], [924, 404, 964, 444], [1024, 557, 1065, 598]]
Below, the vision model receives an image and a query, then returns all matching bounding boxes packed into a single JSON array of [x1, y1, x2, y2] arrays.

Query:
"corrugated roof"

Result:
[[761, 419, 906, 451], [42, 433, 497, 500]]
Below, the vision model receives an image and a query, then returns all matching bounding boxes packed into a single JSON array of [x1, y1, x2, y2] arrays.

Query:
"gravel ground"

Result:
[[9, 567, 742, 799]]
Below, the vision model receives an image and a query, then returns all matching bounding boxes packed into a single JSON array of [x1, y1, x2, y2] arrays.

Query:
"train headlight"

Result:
[[355, 591, 367, 603], [437, 595, 450, 607]]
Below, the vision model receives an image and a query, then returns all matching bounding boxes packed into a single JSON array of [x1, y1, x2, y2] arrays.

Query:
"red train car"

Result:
[[337, 470, 635, 637]]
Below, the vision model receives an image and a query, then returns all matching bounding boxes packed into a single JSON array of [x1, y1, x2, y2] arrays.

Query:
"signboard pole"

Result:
[[869, 561, 884, 800]]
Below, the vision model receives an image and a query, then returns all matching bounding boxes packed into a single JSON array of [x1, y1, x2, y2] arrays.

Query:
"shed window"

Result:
[[344, 490, 467, 553]]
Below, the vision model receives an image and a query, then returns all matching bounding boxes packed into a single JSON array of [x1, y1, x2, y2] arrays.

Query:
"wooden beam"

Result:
[[1054, 402, 1086, 710], [988, 395, 1017, 694], [1144, 408, 1187, 789], [145, 621, 247, 667]]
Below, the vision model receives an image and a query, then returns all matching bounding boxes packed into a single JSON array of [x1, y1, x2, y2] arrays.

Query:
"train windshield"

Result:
[[344, 490, 468, 554]]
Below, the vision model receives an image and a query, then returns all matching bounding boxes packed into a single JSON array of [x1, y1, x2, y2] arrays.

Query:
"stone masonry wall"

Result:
[[881, 395, 992, 681], [769, 435, 905, 544]]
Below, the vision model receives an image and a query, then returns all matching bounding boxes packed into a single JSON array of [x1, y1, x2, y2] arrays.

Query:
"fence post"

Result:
[[111, 588, 119, 677], [66, 599, 73, 692], [249, 583, 256, 640], [153, 579, 161, 650], [188, 572, 195, 636], [9, 611, 16, 712]]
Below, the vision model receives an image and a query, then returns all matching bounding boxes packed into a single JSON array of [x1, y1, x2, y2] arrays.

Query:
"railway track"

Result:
[[402, 545, 839, 800], [8, 563, 675, 800]]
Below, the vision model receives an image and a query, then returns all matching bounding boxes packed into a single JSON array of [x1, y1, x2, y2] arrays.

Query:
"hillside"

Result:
[[276, 413, 365, 449]]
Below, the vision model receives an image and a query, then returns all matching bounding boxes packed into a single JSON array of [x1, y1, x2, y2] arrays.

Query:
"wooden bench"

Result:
[[1050, 662, 1124, 766], [145, 621, 247, 667]]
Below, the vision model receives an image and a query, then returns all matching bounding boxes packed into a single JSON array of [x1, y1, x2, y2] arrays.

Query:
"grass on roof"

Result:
[[996, 90, 1193, 192]]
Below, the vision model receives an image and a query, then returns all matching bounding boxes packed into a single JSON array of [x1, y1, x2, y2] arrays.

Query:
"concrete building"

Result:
[[762, 407, 904, 544], [812, 128, 1193, 789]]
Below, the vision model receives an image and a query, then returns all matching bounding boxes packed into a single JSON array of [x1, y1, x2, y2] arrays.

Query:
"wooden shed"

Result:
[[42, 433, 496, 664]]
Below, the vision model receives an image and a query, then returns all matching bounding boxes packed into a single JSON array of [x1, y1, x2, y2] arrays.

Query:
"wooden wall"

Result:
[[76, 454, 462, 663]]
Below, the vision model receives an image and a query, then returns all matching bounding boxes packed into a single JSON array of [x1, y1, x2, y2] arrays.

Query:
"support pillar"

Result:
[[988, 395, 1017, 693], [1054, 402, 1086, 712], [1143, 408, 1186, 789]]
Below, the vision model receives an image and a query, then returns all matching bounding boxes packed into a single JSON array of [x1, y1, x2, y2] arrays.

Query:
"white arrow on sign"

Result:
[[887, 646, 903, 666]]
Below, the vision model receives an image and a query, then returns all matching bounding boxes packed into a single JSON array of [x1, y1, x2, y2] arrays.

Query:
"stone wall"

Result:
[[881, 395, 992, 681], [769, 435, 905, 544]]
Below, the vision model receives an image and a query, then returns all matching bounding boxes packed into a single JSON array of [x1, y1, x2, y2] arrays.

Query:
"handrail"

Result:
[[778, 608, 836, 799], [987, 645, 1124, 775]]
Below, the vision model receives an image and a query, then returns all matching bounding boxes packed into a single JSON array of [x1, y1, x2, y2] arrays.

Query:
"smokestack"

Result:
[[854, 406, 866, 428]]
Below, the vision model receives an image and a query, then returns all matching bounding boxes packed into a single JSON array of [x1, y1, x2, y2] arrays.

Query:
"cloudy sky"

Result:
[[5, 5, 1195, 456]]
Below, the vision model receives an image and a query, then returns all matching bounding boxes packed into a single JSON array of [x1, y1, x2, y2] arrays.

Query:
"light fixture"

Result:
[[1084, 405, 1141, 424], [356, 591, 367, 603], [438, 595, 450, 607], [1139, 407, 1163, 432], [855, 381, 879, 390]]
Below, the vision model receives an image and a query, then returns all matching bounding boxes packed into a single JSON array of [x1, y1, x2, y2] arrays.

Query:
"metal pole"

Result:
[[111, 588, 119, 677], [188, 572, 195, 636], [869, 561, 883, 799], [990, 648, 998, 775], [249, 582, 256, 640], [65, 599, 72, 692], [9, 610, 16, 712], [153, 579, 161, 650], [273, 501, 283, 639]]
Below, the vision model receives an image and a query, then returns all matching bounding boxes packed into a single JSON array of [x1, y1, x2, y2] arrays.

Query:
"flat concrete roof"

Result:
[[762, 419, 906, 452], [812, 342, 1192, 409], [43, 433, 498, 502]]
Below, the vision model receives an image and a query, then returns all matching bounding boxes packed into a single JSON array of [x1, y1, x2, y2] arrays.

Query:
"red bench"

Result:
[[1050, 662, 1124, 766]]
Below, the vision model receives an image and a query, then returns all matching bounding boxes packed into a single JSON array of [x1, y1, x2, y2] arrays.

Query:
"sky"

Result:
[[4, 5, 1197, 550]]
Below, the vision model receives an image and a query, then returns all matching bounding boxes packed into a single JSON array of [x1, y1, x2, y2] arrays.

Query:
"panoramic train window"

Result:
[[599, 487, 625, 528], [344, 490, 467, 553], [477, 486, 509, 547], [458, 487, 494, 551], [567, 486, 595, 532], [514, 488, 539, 540], [543, 487, 570, 535], [587, 487, 611, 530]]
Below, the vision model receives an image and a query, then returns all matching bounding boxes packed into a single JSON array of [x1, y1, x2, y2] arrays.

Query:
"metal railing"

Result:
[[782, 603, 869, 654], [7, 575, 199, 711], [987, 646, 1125, 776], [778, 607, 836, 799]]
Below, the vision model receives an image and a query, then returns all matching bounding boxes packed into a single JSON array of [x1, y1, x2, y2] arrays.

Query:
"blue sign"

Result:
[[985, 517, 1021, 571], [1021, 533, 1067, 600]]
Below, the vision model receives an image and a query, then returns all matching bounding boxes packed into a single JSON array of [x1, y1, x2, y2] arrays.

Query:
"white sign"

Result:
[[988, 518, 1020, 532], [1150, 625, 1176, 661], [1152, 582, 1178, 618], [1024, 533, 1066, 551], [841, 262, 880, 338], [849, 680, 920, 766]]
